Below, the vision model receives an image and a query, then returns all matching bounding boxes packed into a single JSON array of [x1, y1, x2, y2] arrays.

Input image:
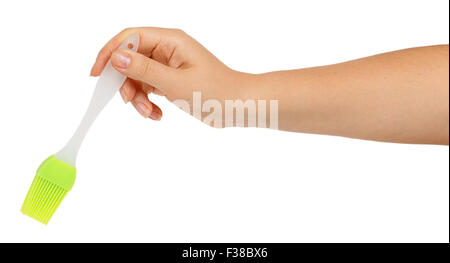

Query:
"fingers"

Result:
[[120, 78, 162, 120], [140, 82, 165, 96], [119, 78, 137, 103], [90, 27, 185, 76], [143, 83, 165, 96], [131, 89, 162, 120], [141, 83, 155, 94], [111, 49, 179, 93], [90, 28, 139, 76]]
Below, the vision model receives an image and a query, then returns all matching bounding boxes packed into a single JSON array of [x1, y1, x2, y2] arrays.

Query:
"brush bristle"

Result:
[[21, 176, 68, 224]]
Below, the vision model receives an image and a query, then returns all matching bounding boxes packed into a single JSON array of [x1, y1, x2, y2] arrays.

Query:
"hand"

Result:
[[90, 27, 244, 121]]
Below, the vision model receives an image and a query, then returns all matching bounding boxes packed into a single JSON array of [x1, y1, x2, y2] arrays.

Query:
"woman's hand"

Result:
[[90, 27, 244, 121]]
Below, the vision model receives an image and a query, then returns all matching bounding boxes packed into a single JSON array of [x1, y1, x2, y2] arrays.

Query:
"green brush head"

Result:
[[21, 155, 76, 224]]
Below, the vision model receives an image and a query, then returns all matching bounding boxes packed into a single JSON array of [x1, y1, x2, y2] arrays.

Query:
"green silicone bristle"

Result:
[[21, 176, 69, 224], [21, 155, 76, 224]]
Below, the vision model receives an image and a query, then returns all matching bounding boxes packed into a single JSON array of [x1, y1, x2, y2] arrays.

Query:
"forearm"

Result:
[[244, 45, 449, 144]]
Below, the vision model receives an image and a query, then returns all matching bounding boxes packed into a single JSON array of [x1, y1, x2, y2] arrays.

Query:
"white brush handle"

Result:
[[55, 34, 139, 167]]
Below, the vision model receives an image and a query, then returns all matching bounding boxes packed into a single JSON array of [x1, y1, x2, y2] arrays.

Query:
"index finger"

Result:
[[90, 27, 177, 76]]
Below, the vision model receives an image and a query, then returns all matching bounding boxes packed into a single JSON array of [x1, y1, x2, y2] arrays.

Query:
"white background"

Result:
[[0, 0, 448, 242]]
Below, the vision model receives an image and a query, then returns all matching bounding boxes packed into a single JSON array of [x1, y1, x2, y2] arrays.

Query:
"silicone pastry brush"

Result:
[[21, 34, 139, 224]]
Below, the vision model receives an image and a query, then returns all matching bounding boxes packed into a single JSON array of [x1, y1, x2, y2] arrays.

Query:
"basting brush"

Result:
[[21, 34, 139, 224]]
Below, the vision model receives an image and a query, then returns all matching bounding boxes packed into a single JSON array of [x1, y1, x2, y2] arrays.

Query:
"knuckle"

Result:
[[139, 59, 153, 77], [119, 27, 139, 37], [121, 27, 133, 34], [171, 28, 186, 36]]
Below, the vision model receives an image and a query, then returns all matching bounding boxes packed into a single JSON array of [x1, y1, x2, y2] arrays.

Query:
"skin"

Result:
[[90, 27, 449, 145]]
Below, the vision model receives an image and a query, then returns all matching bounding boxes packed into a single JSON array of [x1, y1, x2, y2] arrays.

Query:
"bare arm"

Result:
[[247, 45, 449, 144], [91, 28, 449, 145]]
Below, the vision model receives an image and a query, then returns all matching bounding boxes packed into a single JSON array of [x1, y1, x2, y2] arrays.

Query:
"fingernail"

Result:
[[112, 51, 131, 69], [150, 109, 162, 121], [120, 88, 129, 103], [136, 103, 150, 118]]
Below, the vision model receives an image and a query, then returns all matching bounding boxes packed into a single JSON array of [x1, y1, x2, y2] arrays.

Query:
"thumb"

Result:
[[111, 49, 178, 91]]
